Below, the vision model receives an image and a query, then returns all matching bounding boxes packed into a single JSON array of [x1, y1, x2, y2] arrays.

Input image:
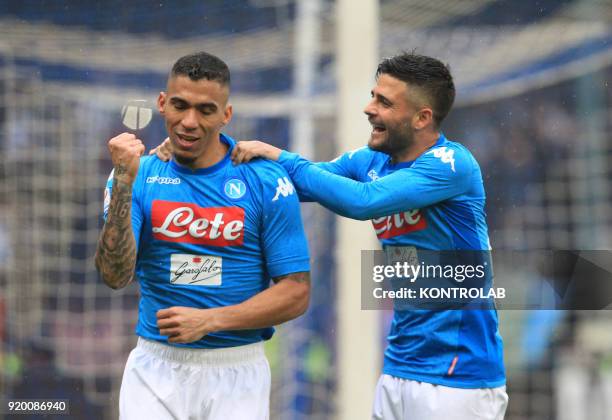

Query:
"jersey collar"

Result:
[[387, 132, 447, 169]]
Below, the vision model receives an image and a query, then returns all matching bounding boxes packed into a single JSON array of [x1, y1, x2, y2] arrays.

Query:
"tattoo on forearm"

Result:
[[118, 201, 130, 219], [273, 271, 310, 284], [95, 168, 137, 289], [115, 164, 128, 176]]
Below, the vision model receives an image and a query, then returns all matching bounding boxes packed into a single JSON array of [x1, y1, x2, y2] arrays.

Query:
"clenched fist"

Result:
[[108, 133, 145, 184]]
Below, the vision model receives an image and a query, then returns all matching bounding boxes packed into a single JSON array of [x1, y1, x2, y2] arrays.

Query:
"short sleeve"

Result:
[[277, 144, 474, 220], [259, 168, 310, 278]]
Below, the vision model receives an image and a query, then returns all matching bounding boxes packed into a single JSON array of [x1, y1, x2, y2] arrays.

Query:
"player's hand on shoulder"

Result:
[[108, 132, 145, 183], [149, 137, 173, 162], [231, 140, 282, 165], [156, 306, 219, 344]]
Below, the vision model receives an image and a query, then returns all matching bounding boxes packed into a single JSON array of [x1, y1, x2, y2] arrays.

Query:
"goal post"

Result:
[[336, 1, 381, 418]]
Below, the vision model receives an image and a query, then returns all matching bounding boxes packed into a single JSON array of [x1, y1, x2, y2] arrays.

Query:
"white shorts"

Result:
[[119, 338, 270, 420], [372, 374, 508, 420]]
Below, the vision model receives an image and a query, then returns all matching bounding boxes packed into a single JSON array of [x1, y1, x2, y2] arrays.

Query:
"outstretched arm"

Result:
[[277, 150, 473, 220], [94, 133, 144, 289], [157, 138, 451, 220], [231, 140, 368, 202], [156, 271, 310, 343], [231, 140, 473, 220]]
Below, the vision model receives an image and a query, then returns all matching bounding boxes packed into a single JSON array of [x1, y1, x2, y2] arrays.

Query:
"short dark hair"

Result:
[[376, 52, 455, 126], [171, 51, 230, 86]]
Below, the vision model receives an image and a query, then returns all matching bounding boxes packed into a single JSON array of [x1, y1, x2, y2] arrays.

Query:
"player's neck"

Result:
[[391, 131, 440, 163], [188, 136, 229, 170]]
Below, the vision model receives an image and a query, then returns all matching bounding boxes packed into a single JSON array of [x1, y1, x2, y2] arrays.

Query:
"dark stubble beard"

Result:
[[169, 134, 198, 167], [369, 128, 413, 159]]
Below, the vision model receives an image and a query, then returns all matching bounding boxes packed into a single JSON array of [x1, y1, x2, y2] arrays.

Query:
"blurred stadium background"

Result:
[[1, 0, 611, 419]]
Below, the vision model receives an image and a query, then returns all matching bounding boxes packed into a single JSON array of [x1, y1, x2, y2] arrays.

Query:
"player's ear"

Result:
[[413, 107, 433, 130], [157, 92, 167, 115], [222, 103, 233, 127]]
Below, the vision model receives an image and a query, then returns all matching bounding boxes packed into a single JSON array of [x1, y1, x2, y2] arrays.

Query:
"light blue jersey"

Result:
[[277, 133, 505, 388], [104, 134, 310, 349]]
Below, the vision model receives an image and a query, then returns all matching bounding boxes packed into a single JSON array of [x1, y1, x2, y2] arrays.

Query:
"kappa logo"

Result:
[[146, 176, 181, 185], [427, 147, 456, 172], [272, 177, 295, 201], [368, 169, 379, 181]]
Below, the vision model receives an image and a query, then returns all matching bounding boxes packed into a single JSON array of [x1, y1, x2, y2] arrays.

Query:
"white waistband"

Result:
[[136, 338, 265, 366]]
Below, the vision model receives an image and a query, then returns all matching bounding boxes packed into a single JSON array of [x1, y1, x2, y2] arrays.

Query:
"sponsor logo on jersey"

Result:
[[151, 200, 245, 246], [170, 253, 222, 285], [224, 178, 247, 199], [372, 209, 427, 239], [272, 177, 295, 201], [146, 176, 181, 185]]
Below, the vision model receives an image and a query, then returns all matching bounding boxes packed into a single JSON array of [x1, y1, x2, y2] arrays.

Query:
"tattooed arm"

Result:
[[95, 133, 145, 290]]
